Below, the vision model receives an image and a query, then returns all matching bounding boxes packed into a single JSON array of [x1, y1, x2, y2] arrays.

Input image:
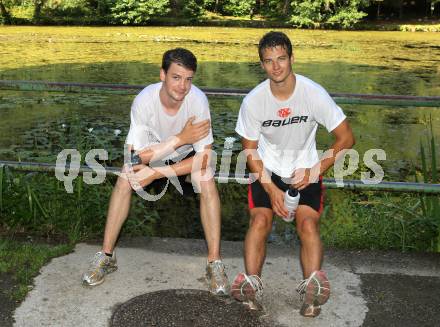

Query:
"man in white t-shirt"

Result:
[[82, 48, 230, 295], [231, 32, 355, 317]]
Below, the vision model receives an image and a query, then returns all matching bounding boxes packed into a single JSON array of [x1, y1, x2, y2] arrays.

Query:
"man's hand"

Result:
[[177, 116, 210, 145], [124, 164, 158, 190], [292, 168, 319, 190], [264, 183, 289, 218]]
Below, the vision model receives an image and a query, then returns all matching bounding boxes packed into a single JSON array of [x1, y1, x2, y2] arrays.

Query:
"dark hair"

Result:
[[258, 31, 293, 61], [162, 48, 197, 73]]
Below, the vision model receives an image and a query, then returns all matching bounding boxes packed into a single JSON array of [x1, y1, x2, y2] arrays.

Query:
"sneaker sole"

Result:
[[243, 299, 263, 311], [82, 266, 118, 287], [306, 275, 330, 306], [209, 286, 230, 296], [300, 303, 321, 317], [82, 278, 105, 287]]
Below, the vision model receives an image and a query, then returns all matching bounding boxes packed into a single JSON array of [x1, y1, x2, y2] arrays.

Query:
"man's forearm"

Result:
[[136, 136, 184, 165], [151, 156, 194, 179], [244, 149, 276, 193], [151, 148, 213, 180], [315, 137, 355, 176]]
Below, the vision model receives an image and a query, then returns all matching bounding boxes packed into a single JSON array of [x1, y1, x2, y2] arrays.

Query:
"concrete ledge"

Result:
[[13, 237, 440, 327]]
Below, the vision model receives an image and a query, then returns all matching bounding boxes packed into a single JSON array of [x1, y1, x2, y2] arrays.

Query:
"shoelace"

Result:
[[91, 251, 108, 267], [296, 271, 326, 301], [211, 260, 227, 284], [242, 274, 264, 299]]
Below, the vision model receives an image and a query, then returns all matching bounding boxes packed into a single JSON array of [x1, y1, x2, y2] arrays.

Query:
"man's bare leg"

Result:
[[82, 172, 133, 286], [295, 205, 329, 318], [244, 208, 273, 276], [196, 173, 221, 261], [102, 175, 133, 254], [230, 207, 271, 309], [194, 170, 230, 295], [295, 205, 322, 278]]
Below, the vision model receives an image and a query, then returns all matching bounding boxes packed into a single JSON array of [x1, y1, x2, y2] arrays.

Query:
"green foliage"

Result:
[[290, 0, 324, 27], [321, 190, 438, 252], [263, 0, 291, 18], [181, 0, 205, 19], [223, 0, 254, 16], [326, 3, 367, 28], [1, 0, 436, 27], [0, 0, 13, 24], [111, 0, 169, 25], [415, 116, 440, 252], [290, 0, 367, 28]]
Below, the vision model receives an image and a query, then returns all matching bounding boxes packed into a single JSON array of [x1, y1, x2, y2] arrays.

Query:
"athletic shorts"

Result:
[[248, 173, 324, 214], [143, 151, 196, 197]]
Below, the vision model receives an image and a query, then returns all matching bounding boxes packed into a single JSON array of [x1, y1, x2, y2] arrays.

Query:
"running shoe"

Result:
[[206, 260, 230, 295], [231, 272, 264, 310], [82, 251, 117, 286], [296, 270, 330, 317]]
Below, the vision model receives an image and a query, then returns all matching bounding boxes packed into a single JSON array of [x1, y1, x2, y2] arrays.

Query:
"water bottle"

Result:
[[283, 188, 300, 222], [130, 150, 142, 165]]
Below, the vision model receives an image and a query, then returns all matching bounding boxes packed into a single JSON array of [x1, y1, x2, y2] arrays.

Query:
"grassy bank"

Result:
[[0, 237, 72, 301], [0, 170, 438, 252]]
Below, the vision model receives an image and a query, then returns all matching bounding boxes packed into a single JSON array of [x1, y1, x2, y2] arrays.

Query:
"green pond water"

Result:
[[0, 26, 439, 180]]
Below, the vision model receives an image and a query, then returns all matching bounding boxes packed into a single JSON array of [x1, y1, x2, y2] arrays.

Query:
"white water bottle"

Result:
[[283, 188, 300, 222]]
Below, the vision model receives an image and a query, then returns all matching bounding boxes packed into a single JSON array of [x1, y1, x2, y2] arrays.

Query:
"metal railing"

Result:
[[1, 79, 439, 194], [1, 161, 439, 194]]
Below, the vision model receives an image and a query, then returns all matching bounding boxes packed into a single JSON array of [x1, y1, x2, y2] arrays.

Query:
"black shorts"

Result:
[[143, 151, 196, 197], [248, 173, 324, 214]]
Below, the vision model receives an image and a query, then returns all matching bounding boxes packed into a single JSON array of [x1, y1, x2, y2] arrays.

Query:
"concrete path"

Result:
[[13, 238, 440, 327]]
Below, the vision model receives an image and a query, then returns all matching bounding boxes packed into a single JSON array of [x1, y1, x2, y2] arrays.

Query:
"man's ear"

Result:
[[160, 68, 166, 82]]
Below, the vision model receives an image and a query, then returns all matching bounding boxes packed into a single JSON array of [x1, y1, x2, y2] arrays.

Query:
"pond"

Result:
[[0, 26, 439, 181]]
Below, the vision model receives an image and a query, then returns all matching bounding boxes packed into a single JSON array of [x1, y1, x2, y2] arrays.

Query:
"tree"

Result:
[[264, 0, 291, 17], [0, 0, 12, 24], [290, 0, 323, 26], [111, 0, 169, 24], [326, 1, 367, 28], [223, 0, 254, 16], [290, 0, 367, 28], [33, 0, 47, 21]]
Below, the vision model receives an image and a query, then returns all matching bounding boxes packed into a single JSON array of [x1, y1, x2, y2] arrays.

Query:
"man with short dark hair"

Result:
[[82, 48, 230, 295], [231, 32, 355, 317]]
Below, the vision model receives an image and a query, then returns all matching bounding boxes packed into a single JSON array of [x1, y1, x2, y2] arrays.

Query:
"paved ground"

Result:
[[11, 237, 440, 327]]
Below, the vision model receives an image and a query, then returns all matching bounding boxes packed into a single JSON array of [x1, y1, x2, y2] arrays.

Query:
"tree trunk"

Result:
[[282, 0, 290, 15], [33, 0, 47, 21], [170, 0, 179, 16], [0, 1, 11, 24], [399, 0, 404, 19]]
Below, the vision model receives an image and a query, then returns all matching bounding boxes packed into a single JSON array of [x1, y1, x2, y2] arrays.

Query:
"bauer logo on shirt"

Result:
[[262, 115, 309, 127], [277, 107, 291, 118]]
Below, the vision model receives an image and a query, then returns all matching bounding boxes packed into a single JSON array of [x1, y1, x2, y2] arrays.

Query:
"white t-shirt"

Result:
[[235, 74, 346, 178], [126, 82, 214, 160]]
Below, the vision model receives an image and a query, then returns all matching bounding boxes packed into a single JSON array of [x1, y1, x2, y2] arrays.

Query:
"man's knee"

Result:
[[297, 217, 319, 238], [192, 168, 216, 195], [249, 213, 272, 236], [114, 175, 133, 195]]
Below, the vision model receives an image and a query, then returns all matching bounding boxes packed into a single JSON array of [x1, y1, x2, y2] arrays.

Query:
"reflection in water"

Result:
[[0, 92, 438, 182], [0, 27, 439, 182]]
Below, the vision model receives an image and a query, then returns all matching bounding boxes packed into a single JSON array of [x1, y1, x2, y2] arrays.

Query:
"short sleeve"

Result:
[[235, 100, 261, 141], [313, 90, 347, 132], [192, 94, 214, 152], [125, 96, 152, 151]]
